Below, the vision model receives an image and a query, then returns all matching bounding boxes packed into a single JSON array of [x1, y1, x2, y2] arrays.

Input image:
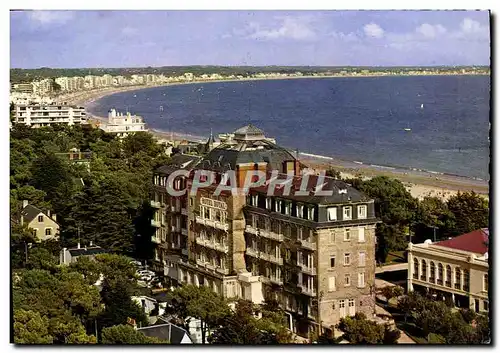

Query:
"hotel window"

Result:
[[358, 205, 367, 219], [484, 274, 488, 291], [275, 200, 281, 213], [484, 301, 489, 312], [413, 258, 419, 279], [327, 207, 337, 221], [329, 276, 336, 292], [446, 265, 452, 287], [454, 268, 462, 289], [463, 269, 470, 292], [343, 206, 352, 220], [421, 260, 427, 280], [284, 202, 291, 215], [358, 227, 365, 242], [429, 262, 436, 283], [45, 228, 52, 236], [251, 195, 258, 206], [297, 205, 304, 218], [307, 207, 315, 220], [437, 263, 443, 285], [38, 215, 44, 222], [266, 198, 272, 210], [251, 214, 258, 228], [344, 274, 351, 287], [344, 228, 351, 241], [344, 253, 351, 266], [359, 252, 366, 267], [358, 273, 365, 288], [330, 256, 336, 268]]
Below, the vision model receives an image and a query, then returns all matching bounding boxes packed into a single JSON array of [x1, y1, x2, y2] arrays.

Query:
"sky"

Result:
[[10, 10, 491, 68]]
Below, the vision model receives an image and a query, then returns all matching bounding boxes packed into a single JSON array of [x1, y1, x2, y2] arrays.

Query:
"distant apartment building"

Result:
[[150, 125, 378, 337], [99, 108, 147, 137], [9, 92, 53, 106], [32, 79, 53, 96], [11, 83, 34, 94], [14, 103, 87, 128], [407, 229, 489, 314]]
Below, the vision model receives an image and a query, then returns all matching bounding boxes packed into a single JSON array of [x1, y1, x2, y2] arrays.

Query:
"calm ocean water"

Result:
[[87, 76, 491, 180]]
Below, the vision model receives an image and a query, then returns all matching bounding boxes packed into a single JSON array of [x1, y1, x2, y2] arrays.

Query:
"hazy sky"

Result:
[[10, 10, 490, 68]]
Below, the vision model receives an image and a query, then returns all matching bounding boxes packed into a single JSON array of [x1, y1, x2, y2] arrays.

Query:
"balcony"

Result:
[[150, 200, 162, 208], [171, 226, 179, 233], [298, 285, 317, 297], [437, 279, 443, 285], [268, 255, 284, 266], [245, 225, 258, 235], [181, 228, 188, 236], [216, 267, 230, 275], [269, 277, 284, 286], [196, 238, 229, 253], [260, 252, 271, 261], [299, 239, 317, 251], [181, 208, 187, 216], [260, 229, 284, 242], [445, 281, 451, 287], [151, 219, 161, 227], [214, 221, 229, 231], [196, 216, 228, 231], [246, 248, 259, 258], [151, 236, 161, 244], [299, 264, 317, 276]]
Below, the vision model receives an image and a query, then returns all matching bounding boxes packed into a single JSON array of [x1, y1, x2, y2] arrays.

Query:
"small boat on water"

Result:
[[420, 104, 424, 109], [133, 94, 137, 98], [404, 128, 412, 132]]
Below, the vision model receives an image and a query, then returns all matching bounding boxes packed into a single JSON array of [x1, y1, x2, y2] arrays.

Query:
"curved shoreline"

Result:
[[68, 76, 489, 197]]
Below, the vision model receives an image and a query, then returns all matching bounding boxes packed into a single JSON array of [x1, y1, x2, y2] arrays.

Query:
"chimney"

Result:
[[62, 248, 67, 264], [52, 214, 57, 222], [47, 209, 51, 217], [90, 240, 93, 247], [77, 242, 80, 249], [22, 200, 28, 208]]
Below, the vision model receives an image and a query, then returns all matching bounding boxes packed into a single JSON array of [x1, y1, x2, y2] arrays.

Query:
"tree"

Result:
[[414, 196, 455, 241], [336, 312, 400, 344], [208, 300, 293, 344], [169, 285, 231, 344], [325, 168, 341, 180], [101, 324, 168, 344], [14, 309, 53, 344], [99, 277, 148, 330], [446, 191, 489, 235], [380, 285, 404, 304]]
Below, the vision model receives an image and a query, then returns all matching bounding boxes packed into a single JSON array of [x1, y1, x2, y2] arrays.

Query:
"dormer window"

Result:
[[307, 207, 315, 220], [251, 195, 258, 207], [297, 205, 304, 218], [358, 205, 367, 219], [275, 200, 282, 213], [343, 206, 352, 220], [327, 207, 337, 221], [284, 202, 291, 215], [266, 198, 272, 210]]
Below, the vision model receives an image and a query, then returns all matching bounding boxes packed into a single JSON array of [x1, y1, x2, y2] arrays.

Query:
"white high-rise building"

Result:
[[14, 103, 87, 128]]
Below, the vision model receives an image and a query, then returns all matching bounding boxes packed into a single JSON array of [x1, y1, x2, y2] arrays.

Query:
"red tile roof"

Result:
[[435, 228, 489, 255]]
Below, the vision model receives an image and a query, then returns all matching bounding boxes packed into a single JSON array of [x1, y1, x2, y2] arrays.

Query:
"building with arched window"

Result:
[[407, 228, 489, 313]]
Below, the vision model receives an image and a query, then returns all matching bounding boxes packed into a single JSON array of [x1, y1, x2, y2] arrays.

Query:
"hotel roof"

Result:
[[435, 228, 489, 255]]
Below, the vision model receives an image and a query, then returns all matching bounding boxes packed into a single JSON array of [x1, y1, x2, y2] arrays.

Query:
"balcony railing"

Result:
[[298, 284, 316, 297], [299, 264, 317, 276], [437, 278, 443, 285], [181, 249, 189, 256], [245, 225, 258, 235], [181, 207, 187, 215], [181, 228, 188, 236], [269, 277, 284, 285], [151, 236, 161, 244], [196, 216, 229, 231], [445, 281, 451, 287], [259, 229, 284, 242], [196, 238, 229, 253], [299, 239, 317, 250], [454, 283, 461, 290], [246, 248, 259, 258], [151, 219, 161, 227], [463, 285, 469, 292], [268, 255, 284, 266], [150, 200, 162, 208], [216, 267, 230, 275], [429, 277, 435, 284], [420, 274, 427, 281]]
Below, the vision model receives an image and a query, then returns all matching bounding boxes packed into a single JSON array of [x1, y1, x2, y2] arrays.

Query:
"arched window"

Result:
[[455, 268, 462, 289], [421, 260, 427, 281], [429, 262, 436, 283], [446, 265, 452, 287], [413, 258, 419, 279], [437, 263, 444, 285], [463, 269, 470, 292]]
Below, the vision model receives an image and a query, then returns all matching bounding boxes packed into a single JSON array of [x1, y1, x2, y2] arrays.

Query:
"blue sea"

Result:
[[87, 75, 491, 180]]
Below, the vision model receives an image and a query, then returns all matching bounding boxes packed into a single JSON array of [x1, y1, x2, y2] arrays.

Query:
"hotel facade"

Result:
[[13, 103, 87, 128], [407, 228, 489, 314], [150, 125, 379, 337]]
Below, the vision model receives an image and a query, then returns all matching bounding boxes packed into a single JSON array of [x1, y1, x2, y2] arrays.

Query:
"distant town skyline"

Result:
[[10, 10, 490, 68]]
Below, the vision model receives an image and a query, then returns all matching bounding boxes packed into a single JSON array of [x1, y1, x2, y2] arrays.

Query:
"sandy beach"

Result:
[[59, 78, 490, 201]]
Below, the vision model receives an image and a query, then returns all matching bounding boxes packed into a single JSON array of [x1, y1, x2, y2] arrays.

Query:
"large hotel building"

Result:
[[151, 125, 378, 337]]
